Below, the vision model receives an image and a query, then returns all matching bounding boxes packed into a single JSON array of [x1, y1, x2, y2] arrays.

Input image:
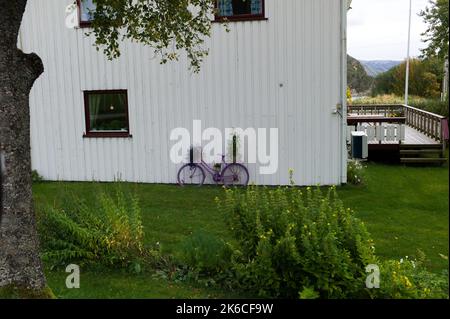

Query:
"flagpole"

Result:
[[405, 0, 412, 105]]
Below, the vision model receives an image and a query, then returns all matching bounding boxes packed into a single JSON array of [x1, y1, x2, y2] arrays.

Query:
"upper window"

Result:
[[216, 0, 265, 21], [83, 90, 131, 138], [78, 0, 96, 27]]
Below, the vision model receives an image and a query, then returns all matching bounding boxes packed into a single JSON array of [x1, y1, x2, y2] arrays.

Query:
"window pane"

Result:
[[217, 0, 262, 16], [218, 0, 233, 16], [88, 92, 128, 132], [250, 0, 262, 14], [233, 0, 251, 15], [80, 0, 96, 22]]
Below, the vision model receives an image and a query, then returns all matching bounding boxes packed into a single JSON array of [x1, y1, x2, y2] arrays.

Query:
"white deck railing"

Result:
[[347, 124, 405, 144], [349, 104, 447, 145]]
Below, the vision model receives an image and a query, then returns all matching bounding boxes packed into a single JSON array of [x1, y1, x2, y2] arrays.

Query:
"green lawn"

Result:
[[339, 163, 449, 273], [33, 161, 449, 298], [44, 270, 235, 299]]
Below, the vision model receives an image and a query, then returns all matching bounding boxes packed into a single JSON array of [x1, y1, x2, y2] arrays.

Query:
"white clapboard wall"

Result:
[[19, 0, 347, 186]]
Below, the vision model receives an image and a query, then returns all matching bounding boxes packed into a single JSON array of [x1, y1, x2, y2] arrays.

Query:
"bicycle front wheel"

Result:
[[177, 164, 206, 187], [222, 163, 249, 186]]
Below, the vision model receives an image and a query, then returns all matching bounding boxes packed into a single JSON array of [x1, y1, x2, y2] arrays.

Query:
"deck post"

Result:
[[441, 118, 448, 153]]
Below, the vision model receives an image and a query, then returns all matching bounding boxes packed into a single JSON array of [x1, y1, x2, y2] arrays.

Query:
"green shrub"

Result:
[[356, 94, 404, 105], [218, 185, 377, 298], [347, 87, 352, 105], [409, 98, 449, 118], [299, 286, 320, 299], [178, 230, 232, 274], [347, 160, 366, 185], [371, 256, 449, 299], [37, 188, 147, 269], [32, 170, 44, 183], [354, 94, 448, 117]]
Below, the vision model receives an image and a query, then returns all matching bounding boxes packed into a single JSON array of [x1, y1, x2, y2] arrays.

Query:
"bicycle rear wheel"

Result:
[[221, 163, 249, 186], [177, 164, 206, 186]]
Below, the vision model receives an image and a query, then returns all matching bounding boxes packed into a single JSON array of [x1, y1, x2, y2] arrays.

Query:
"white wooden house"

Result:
[[19, 0, 350, 186]]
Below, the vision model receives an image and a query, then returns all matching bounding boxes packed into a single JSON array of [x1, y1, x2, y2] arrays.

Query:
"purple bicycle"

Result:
[[177, 155, 249, 187]]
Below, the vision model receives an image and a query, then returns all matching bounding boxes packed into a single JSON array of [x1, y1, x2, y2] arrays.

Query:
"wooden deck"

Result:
[[403, 125, 440, 145], [348, 104, 448, 164]]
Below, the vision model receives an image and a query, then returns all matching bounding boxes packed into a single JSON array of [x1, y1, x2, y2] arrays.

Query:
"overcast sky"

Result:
[[348, 0, 430, 61]]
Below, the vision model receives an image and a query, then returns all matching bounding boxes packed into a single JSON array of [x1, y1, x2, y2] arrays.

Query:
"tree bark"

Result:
[[0, 0, 46, 291]]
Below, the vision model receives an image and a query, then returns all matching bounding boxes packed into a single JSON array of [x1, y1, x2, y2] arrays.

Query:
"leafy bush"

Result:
[[37, 188, 147, 269], [410, 98, 449, 118], [178, 230, 232, 275], [347, 87, 352, 105], [355, 94, 404, 105], [371, 256, 449, 299], [214, 183, 448, 299], [347, 160, 366, 185], [32, 170, 44, 183], [218, 185, 377, 298], [299, 286, 321, 299], [355, 94, 449, 117]]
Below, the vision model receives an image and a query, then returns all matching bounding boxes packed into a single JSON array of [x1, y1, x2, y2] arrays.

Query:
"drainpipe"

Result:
[[339, 0, 349, 184]]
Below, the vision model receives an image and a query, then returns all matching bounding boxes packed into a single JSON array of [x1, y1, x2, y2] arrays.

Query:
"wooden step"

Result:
[[400, 157, 447, 163], [400, 149, 443, 155], [400, 144, 443, 149]]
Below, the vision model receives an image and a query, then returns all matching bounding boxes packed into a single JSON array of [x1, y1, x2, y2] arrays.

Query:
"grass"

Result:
[[44, 269, 235, 299], [339, 162, 449, 273], [33, 161, 449, 298]]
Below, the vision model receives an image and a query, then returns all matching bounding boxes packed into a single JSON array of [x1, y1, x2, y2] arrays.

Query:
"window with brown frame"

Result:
[[77, 0, 96, 28], [215, 0, 266, 22], [83, 90, 131, 138]]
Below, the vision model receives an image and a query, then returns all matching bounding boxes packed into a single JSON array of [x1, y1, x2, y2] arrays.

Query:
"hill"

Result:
[[360, 60, 402, 77], [347, 55, 373, 93]]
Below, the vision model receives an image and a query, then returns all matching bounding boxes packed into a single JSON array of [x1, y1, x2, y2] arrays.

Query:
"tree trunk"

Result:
[[0, 0, 46, 292]]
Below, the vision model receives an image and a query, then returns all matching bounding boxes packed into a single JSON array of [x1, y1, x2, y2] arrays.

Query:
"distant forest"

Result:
[[347, 55, 445, 100]]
